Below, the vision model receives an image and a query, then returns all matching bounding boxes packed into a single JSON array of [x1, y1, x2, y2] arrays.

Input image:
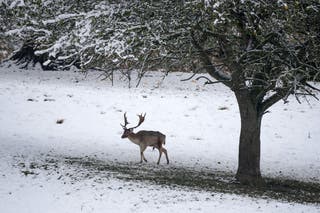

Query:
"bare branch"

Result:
[[136, 51, 152, 87], [260, 88, 291, 112], [190, 31, 232, 88], [180, 66, 203, 82], [305, 82, 320, 92], [294, 93, 302, 104], [196, 76, 230, 85], [295, 92, 319, 101], [181, 72, 198, 82]]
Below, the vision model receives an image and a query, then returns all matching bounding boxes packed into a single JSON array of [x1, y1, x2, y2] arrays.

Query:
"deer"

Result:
[[120, 112, 169, 165]]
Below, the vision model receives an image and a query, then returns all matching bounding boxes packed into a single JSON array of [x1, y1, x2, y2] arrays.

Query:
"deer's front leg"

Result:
[[157, 148, 163, 165], [139, 145, 147, 163]]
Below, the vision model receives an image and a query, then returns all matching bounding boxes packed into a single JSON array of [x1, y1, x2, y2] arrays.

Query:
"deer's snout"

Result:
[[121, 131, 128, 138]]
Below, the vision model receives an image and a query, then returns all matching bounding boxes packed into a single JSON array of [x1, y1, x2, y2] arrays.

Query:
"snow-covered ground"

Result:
[[0, 64, 319, 212]]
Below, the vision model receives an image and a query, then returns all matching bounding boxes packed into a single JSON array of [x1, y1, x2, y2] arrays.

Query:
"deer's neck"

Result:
[[127, 132, 140, 145]]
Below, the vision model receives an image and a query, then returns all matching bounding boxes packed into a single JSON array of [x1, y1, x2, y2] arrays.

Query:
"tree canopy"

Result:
[[2, 0, 319, 85]]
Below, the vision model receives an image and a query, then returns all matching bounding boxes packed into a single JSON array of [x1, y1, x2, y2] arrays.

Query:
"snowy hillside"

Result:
[[0, 65, 319, 212]]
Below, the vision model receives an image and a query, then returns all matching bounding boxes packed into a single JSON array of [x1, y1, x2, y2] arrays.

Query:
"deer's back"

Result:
[[136, 130, 165, 146]]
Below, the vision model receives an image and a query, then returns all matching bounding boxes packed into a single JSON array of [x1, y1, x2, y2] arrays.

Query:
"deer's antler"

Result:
[[132, 113, 146, 129], [120, 112, 130, 129]]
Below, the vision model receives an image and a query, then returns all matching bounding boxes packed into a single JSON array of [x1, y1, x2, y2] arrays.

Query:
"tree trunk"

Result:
[[235, 91, 263, 185]]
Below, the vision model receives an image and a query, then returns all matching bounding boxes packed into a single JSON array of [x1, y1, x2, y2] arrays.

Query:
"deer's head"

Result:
[[120, 112, 146, 138]]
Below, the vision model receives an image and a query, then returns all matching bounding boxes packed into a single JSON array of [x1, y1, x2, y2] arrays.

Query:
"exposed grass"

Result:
[[15, 155, 320, 204]]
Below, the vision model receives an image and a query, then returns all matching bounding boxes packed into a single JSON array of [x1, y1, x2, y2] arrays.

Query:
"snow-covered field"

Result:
[[0, 64, 319, 212]]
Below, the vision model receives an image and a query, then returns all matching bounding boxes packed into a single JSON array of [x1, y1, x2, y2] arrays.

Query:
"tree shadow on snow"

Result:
[[14, 154, 320, 204]]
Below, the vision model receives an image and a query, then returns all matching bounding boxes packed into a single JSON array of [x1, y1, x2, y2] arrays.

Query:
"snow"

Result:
[[42, 13, 83, 25], [8, 0, 25, 9], [5, 26, 52, 37], [35, 35, 69, 58], [0, 64, 319, 212]]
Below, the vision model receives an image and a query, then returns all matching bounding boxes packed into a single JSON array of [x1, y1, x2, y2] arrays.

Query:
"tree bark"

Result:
[[235, 91, 263, 185]]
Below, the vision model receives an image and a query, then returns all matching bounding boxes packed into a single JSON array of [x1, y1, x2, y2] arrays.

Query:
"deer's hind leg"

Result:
[[161, 147, 169, 164], [156, 146, 169, 165]]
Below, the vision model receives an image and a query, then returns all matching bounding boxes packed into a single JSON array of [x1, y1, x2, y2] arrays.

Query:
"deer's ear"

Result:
[[129, 128, 134, 132]]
